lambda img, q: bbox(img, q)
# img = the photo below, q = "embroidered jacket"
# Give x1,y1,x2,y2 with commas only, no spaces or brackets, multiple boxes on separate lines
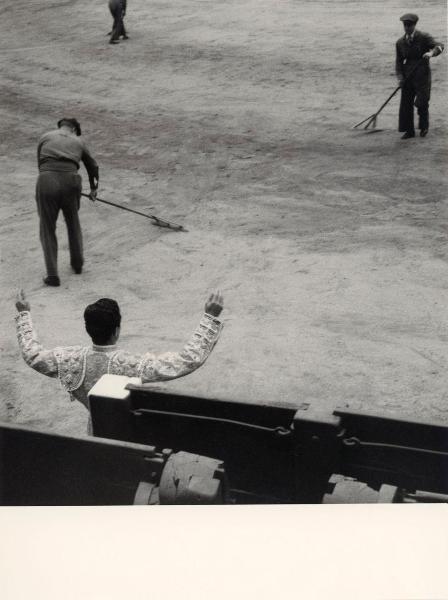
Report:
16,311,222,410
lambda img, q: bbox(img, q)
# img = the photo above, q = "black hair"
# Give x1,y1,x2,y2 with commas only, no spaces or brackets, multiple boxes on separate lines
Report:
84,298,121,345
57,118,82,136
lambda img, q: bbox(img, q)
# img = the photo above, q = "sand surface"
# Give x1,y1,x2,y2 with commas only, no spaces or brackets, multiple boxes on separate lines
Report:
0,0,447,437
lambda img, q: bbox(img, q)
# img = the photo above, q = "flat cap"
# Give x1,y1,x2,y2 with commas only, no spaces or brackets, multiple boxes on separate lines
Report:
57,117,82,136
400,13,419,23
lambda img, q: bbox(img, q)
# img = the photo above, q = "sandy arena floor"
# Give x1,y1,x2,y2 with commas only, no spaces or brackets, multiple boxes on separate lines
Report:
0,0,447,437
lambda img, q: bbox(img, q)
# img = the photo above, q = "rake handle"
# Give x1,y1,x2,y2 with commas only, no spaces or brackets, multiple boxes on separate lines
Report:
371,85,401,118
81,193,186,231
81,193,153,220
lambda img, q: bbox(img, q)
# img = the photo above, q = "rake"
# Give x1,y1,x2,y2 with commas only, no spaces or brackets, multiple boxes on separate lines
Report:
352,86,401,132
81,192,186,232
352,60,423,132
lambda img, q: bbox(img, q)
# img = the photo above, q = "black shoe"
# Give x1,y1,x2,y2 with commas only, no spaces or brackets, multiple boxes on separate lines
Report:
401,131,415,139
109,39,119,44
122,35,129,40
72,266,82,274
420,129,428,138
43,276,60,287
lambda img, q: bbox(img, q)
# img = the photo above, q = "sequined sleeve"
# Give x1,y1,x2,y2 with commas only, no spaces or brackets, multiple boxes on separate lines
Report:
15,311,58,378
110,313,223,382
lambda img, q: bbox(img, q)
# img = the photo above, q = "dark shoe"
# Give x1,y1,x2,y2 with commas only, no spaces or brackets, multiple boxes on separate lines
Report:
122,35,129,40
401,131,415,139
43,276,60,287
109,39,119,44
420,129,428,137
72,266,82,274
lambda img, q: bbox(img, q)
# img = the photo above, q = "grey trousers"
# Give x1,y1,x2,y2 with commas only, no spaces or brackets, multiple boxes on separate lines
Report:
36,170,83,277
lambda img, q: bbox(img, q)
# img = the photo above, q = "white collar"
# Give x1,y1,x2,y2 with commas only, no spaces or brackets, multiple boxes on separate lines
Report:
92,344,117,353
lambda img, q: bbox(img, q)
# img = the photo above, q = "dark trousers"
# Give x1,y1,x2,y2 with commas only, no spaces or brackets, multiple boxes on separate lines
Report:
109,3,126,41
399,76,431,133
36,171,83,277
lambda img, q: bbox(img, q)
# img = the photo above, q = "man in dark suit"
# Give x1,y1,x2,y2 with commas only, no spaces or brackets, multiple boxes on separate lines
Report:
108,0,128,44
396,13,444,139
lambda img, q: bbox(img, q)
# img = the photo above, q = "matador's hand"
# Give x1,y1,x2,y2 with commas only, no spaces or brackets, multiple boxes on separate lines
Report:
16,289,31,312
423,51,433,60
205,290,224,318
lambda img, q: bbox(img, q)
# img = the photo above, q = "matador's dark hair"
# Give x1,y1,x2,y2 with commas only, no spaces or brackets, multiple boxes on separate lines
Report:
84,298,121,345
57,117,82,136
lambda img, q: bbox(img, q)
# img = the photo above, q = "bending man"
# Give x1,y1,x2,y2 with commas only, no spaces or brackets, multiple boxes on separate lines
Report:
396,13,444,139
36,118,99,286
16,289,224,432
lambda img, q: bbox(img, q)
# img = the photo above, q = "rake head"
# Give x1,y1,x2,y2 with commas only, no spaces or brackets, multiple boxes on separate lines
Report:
352,113,383,133
151,217,187,232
